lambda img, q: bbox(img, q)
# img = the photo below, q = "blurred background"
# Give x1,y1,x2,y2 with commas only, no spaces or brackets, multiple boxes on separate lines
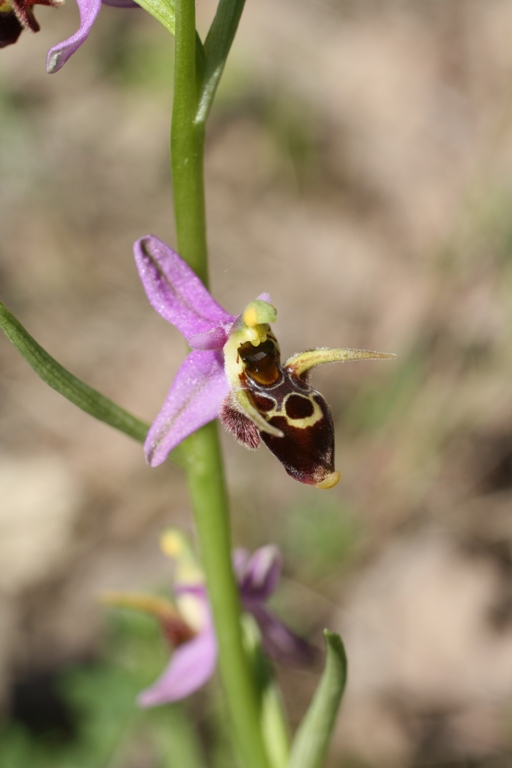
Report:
1,0,512,765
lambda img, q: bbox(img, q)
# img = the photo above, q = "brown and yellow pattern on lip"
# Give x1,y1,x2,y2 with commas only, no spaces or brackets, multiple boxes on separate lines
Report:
223,329,340,488
255,389,338,488
221,298,394,488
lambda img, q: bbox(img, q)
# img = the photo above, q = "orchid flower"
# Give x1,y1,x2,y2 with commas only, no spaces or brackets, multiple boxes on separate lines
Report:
0,0,136,73
134,234,395,488
104,531,316,706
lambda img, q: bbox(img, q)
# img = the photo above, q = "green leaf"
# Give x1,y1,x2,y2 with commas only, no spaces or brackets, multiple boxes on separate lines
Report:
0,301,149,444
196,0,247,124
134,0,176,37
287,631,347,768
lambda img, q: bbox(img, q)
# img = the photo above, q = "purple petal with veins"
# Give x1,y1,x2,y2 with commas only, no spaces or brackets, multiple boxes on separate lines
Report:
134,235,236,345
145,349,229,466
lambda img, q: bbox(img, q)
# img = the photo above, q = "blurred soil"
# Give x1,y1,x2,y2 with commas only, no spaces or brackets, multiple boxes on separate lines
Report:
1,0,512,765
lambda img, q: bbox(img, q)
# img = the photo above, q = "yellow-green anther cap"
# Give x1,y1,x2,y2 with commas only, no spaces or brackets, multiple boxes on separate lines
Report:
242,300,277,328
229,299,277,347
160,529,203,587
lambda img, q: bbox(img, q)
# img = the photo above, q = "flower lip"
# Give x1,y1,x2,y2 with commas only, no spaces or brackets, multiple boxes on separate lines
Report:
0,9,23,47
316,470,341,489
1,0,61,46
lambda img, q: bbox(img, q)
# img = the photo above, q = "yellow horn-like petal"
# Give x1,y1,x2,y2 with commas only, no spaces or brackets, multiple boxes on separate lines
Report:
285,348,396,378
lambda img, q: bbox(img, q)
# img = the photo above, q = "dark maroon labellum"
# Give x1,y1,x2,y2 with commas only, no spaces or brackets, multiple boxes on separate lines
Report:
259,390,336,486
0,11,23,46
1,0,59,49
222,333,339,487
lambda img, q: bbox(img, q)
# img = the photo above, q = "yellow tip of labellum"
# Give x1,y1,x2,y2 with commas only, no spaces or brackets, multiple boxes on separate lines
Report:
316,471,341,489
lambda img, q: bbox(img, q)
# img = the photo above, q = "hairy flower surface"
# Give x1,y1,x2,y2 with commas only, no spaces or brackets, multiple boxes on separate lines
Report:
0,0,136,71
105,532,316,706
134,234,394,487
0,0,60,48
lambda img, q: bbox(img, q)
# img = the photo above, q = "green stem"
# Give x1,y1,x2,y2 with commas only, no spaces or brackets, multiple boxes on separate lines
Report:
171,3,270,767
184,426,269,768
171,0,207,283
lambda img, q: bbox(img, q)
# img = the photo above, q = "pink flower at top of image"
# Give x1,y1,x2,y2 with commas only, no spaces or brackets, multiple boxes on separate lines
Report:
0,0,137,73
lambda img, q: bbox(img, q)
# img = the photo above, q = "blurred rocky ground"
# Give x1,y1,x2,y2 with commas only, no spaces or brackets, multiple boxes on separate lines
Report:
1,0,512,765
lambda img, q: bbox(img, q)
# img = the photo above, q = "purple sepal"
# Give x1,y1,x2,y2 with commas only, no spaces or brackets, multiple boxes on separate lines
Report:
145,349,229,466
236,545,318,667
249,603,319,668
46,0,138,73
134,235,236,346
46,0,102,73
138,601,217,707
235,545,282,601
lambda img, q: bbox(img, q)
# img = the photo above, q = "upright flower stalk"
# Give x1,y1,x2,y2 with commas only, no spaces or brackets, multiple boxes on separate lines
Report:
170,2,271,767
171,0,206,281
